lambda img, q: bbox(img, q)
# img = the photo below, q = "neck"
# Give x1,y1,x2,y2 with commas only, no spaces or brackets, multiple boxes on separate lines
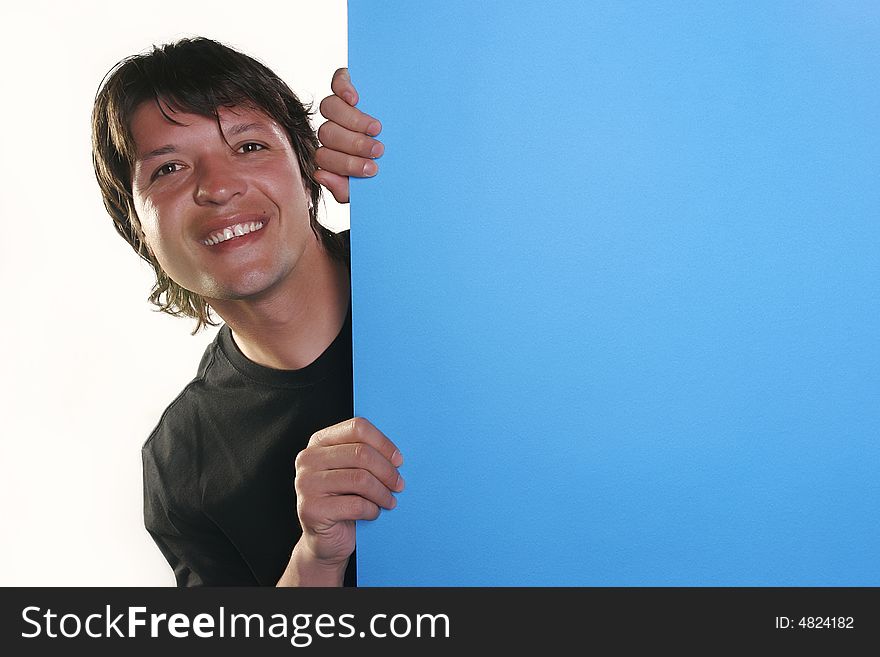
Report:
209,235,351,370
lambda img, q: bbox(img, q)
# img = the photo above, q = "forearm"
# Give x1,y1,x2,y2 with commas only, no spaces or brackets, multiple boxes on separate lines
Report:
276,540,348,587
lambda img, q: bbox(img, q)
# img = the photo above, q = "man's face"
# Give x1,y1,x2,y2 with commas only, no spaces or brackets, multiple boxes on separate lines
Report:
130,102,314,302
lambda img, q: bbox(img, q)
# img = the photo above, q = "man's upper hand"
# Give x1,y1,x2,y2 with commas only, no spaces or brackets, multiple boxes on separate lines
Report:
314,68,384,204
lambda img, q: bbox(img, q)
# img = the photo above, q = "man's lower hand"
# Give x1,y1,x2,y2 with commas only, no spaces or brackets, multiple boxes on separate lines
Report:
283,417,404,585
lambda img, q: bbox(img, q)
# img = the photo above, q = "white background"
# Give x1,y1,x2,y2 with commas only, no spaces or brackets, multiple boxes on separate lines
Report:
0,0,349,585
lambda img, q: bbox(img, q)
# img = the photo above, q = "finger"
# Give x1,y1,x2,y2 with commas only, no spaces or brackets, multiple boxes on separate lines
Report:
319,95,382,136
309,417,404,468
298,442,403,493
317,469,398,509
302,495,382,525
313,169,350,204
316,146,378,178
318,120,384,159
330,67,359,106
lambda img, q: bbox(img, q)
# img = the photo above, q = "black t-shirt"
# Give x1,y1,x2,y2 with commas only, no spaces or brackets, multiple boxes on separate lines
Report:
142,250,356,587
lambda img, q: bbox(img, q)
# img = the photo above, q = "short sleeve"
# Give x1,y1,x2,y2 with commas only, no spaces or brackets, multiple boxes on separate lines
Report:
142,441,257,586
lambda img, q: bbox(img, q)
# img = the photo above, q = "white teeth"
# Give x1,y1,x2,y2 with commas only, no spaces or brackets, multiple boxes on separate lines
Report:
202,221,265,246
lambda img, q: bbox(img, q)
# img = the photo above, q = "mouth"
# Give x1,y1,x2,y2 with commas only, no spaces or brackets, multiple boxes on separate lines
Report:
201,219,267,246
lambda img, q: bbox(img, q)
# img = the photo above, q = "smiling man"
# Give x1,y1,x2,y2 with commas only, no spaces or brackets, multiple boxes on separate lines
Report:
92,37,400,586
129,102,350,370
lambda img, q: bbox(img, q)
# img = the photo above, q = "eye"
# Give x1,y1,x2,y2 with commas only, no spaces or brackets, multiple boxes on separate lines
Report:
153,162,182,179
238,142,266,153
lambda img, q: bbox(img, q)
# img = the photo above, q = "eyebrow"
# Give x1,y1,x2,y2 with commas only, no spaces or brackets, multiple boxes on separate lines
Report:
139,144,177,163
226,122,269,137
137,123,273,163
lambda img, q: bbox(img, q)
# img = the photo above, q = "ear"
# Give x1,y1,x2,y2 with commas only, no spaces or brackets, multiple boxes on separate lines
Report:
304,181,315,210
138,231,156,260
128,209,155,258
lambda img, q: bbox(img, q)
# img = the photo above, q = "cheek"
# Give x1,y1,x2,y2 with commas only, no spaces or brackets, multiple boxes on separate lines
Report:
256,156,310,206
133,202,160,247
289,179,314,216
133,194,175,250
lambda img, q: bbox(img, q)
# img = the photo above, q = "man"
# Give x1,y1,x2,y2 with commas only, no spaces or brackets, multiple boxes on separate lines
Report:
92,37,399,586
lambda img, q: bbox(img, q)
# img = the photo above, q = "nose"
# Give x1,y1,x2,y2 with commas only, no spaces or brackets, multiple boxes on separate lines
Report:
193,153,246,206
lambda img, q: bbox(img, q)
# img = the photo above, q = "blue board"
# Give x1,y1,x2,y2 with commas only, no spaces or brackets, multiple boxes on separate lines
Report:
349,1,880,585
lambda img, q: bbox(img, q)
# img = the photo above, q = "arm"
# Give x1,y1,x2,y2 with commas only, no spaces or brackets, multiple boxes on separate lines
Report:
143,444,258,586
313,68,384,204
276,417,404,587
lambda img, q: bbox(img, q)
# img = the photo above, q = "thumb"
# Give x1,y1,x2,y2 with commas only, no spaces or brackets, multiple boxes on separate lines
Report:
315,170,351,205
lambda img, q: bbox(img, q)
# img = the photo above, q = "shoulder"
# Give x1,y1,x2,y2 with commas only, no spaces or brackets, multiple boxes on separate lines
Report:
141,331,225,470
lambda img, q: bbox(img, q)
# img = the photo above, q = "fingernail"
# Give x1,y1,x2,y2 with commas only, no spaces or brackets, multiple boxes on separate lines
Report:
389,495,398,509
362,161,378,176
367,121,381,136
391,449,403,467
395,474,405,491
370,142,384,158
343,91,356,105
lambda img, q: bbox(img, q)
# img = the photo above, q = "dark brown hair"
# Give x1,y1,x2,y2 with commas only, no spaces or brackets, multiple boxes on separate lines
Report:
92,37,346,332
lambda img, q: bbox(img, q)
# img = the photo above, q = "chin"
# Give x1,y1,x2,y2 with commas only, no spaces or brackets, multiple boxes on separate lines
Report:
207,270,289,301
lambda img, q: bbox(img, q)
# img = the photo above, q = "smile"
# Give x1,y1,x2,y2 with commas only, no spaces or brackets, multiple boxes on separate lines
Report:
202,221,265,246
